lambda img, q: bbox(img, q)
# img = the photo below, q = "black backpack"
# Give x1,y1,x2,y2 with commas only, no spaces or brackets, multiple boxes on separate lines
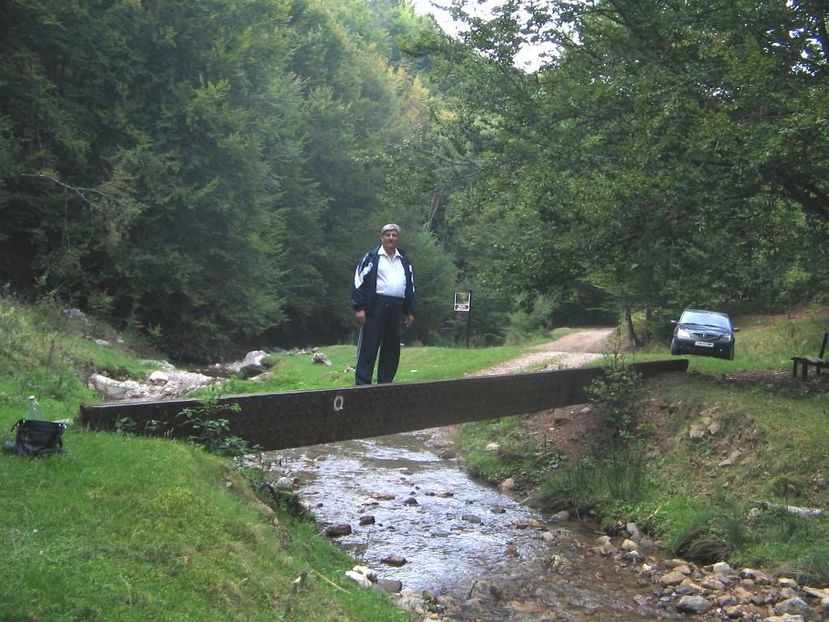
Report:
3,419,67,457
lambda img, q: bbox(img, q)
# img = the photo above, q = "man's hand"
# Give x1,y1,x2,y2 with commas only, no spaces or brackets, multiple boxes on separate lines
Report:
355,309,366,325
404,314,415,328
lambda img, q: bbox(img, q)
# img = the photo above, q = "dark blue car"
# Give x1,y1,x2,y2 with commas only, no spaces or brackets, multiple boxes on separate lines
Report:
670,309,737,360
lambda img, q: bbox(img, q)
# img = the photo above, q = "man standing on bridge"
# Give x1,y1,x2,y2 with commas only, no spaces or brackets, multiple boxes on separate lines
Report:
352,223,416,385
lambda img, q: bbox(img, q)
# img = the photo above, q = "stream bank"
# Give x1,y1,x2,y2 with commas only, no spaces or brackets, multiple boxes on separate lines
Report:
253,428,690,621
254,427,829,622
84,332,829,621
245,334,688,620
248,333,829,622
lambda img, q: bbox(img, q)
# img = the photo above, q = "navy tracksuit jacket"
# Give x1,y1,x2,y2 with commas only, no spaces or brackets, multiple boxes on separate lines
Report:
352,245,415,385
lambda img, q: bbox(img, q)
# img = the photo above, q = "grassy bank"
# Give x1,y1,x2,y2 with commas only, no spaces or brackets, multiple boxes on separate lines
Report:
455,307,829,583
5,294,828,620
0,296,553,621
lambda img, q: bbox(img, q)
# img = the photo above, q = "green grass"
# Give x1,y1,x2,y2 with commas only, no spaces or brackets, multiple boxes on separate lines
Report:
198,337,559,396
0,433,412,621
525,445,653,520
454,307,829,581
642,373,829,579
5,290,829,618
456,417,563,489
0,296,422,622
0,295,561,622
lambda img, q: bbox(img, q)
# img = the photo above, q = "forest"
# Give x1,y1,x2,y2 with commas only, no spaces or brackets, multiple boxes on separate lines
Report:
1,0,827,361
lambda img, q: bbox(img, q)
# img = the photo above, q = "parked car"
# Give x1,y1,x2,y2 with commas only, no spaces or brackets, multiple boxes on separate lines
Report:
670,309,737,360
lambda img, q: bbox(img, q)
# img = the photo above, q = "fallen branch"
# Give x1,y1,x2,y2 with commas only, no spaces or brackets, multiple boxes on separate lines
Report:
308,567,350,593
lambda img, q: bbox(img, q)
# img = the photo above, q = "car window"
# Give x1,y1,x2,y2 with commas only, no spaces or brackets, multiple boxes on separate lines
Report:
680,311,730,329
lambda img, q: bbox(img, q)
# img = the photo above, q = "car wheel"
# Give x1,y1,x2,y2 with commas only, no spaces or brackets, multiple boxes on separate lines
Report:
670,339,680,356
728,345,735,360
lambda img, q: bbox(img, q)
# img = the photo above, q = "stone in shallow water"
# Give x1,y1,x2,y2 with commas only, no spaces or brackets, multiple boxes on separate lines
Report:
324,523,352,537
675,595,713,614
374,578,403,593
773,596,812,618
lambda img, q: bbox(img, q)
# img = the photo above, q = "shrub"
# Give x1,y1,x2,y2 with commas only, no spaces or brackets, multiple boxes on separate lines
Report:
585,363,643,442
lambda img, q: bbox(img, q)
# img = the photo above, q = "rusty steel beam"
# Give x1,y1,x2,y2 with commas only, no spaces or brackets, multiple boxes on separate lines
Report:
78,359,688,450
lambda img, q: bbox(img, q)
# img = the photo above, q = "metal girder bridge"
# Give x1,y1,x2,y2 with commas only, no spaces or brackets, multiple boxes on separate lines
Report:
79,359,688,451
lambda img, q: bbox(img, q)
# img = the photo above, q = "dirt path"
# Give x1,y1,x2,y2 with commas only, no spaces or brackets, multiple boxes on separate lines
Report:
476,327,616,377
424,327,616,448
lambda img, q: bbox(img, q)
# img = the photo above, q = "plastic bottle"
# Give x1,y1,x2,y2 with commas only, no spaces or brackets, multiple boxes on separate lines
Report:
26,395,45,420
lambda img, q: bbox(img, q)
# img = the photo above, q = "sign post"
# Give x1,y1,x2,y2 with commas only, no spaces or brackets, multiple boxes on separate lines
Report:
453,292,472,348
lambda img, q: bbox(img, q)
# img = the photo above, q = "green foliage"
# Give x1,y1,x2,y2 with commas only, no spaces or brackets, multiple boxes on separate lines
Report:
0,0,457,359
505,295,559,342
764,475,808,501
439,0,829,333
457,416,563,488
3,0,828,358
534,448,652,517
790,546,829,586
585,363,643,442
117,394,258,458
175,396,258,458
661,500,829,581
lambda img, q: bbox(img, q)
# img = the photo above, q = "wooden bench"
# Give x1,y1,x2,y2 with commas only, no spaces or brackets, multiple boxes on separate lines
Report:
791,332,828,380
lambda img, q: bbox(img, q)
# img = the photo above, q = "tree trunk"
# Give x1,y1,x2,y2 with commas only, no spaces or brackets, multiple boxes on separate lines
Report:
624,307,642,349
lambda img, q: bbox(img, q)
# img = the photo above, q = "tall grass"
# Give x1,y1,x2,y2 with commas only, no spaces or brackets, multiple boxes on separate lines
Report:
534,448,651,517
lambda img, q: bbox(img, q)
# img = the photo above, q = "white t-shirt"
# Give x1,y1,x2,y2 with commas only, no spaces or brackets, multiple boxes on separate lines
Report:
375,248,406,298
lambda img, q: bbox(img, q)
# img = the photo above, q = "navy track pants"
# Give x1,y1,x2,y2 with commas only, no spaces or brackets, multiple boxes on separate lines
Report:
355,295,403,385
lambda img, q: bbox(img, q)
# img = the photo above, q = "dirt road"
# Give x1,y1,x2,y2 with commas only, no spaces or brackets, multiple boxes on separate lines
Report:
476,327,616,377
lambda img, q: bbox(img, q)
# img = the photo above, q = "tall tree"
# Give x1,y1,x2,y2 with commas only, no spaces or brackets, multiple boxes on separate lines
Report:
0,0,305,359
441,0,828,340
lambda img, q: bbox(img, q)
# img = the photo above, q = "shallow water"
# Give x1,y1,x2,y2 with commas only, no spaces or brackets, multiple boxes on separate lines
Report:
264,431,687,621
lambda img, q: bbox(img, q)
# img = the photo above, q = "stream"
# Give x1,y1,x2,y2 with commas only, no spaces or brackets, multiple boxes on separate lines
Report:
262,428,688,621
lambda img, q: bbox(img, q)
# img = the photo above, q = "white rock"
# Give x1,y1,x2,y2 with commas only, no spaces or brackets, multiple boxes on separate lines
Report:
148,371,169,384
712,561,734,575
786,505,824,518
345,570,373,588
499,478,516,491
351,565,377,581
718,449,742,467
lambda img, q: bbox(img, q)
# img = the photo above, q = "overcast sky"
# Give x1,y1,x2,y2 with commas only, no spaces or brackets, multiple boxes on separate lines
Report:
410,0,457,31
410,0,549,71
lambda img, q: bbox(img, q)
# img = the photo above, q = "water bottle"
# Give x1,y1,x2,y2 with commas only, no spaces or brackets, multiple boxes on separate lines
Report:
26,395,44,420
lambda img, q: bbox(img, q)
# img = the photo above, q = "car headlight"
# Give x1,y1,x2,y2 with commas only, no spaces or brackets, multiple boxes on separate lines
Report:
676,328,691,338
722,334,732,342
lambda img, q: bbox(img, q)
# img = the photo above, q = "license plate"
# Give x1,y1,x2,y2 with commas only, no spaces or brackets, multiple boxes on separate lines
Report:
694,341,714,348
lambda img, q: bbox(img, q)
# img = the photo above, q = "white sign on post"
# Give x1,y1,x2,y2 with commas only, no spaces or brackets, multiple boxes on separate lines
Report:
453,292,471,312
